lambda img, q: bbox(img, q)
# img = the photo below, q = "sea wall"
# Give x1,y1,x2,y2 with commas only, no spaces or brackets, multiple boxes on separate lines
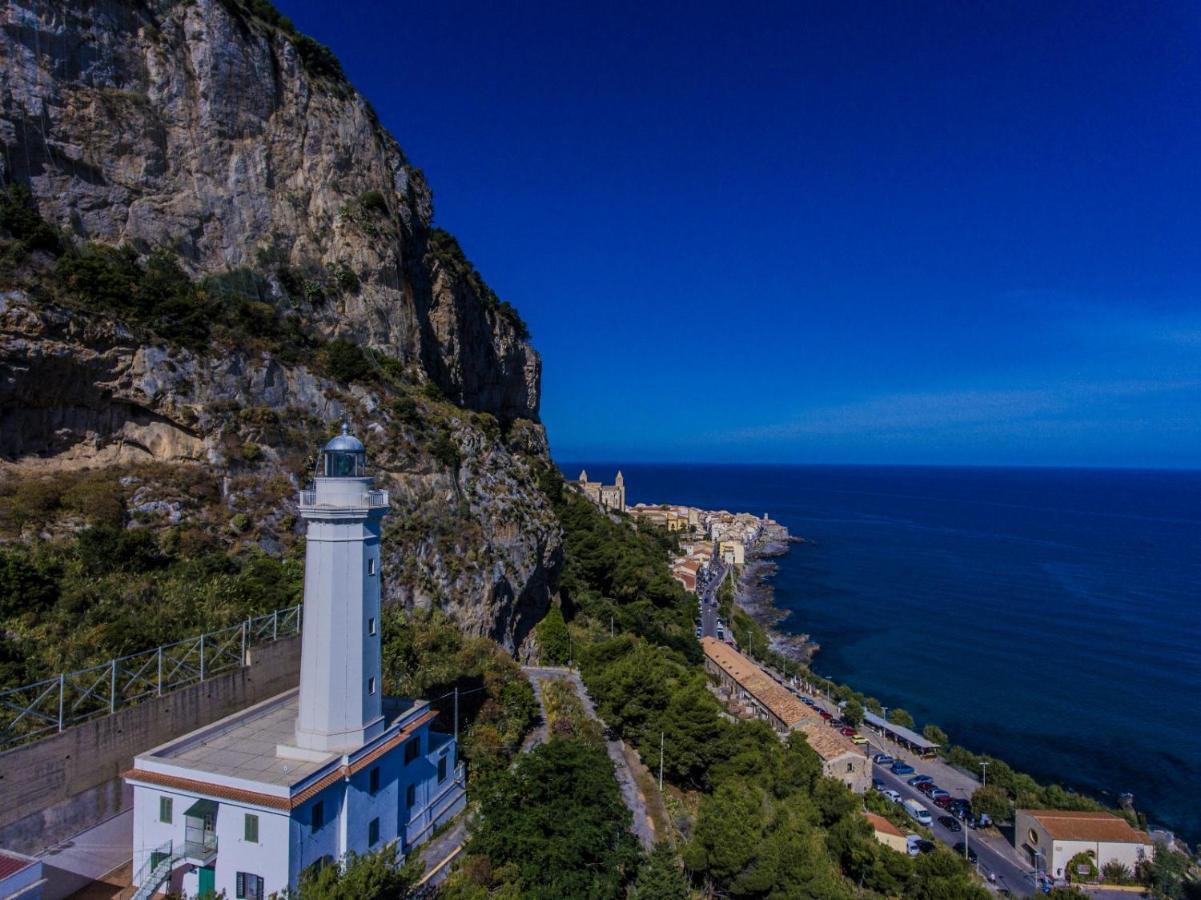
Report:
0,635,301,854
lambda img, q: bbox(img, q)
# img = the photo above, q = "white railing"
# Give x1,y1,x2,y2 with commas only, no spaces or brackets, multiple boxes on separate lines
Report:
0,604,302,751
298,488,389,508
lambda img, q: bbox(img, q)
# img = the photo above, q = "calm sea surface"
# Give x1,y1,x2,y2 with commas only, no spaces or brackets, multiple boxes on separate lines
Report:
562,463,1201,842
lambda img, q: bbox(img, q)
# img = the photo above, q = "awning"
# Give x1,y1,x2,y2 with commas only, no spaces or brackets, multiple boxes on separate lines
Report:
863,711,940,750
184,798,218,818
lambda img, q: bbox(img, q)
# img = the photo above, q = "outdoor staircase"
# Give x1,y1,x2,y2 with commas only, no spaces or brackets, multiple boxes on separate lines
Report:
130,840,178,900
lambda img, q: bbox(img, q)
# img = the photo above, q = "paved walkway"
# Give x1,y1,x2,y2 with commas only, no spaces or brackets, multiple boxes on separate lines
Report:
37,807,133,899
522,666,656,849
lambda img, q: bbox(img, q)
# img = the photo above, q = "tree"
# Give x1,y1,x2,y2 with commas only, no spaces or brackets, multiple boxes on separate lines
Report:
291,848,423,899
971,784,1012,822
634,842,688,900
468,738,640,899
888,708,915,729
535,606,570,664
842,699,864,727
923,723,948,746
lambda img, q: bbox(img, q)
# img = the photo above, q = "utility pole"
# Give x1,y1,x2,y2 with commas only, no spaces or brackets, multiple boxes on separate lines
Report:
979,760,989,787
658,732,664,791
453,686,459,749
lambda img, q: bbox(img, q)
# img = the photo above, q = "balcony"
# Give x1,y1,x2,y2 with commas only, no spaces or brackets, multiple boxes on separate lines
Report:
298,488,389,509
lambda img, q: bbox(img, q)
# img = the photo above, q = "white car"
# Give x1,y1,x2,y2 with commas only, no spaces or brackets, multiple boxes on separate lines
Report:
880,789,902,804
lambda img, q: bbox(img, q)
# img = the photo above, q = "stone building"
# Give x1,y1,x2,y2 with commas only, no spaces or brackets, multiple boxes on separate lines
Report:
701,638,869,794
125,427,465,898
1015,810,1154,881
576,470,626,512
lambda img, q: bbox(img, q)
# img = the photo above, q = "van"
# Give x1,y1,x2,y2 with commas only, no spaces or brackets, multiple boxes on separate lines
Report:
903,798,932,826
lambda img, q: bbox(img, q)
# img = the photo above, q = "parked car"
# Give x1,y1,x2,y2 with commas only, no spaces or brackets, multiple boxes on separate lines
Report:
851,735,869,745
880,789,902,804
872,753,895,765
906,835,922,857
903,798,932,827
891,761,915,775
873,778,887,791
929,788,950,801
908,774,934,786
934,795,955,809
840,727,857,737
937,815,962,832
952,842,978,864
947,799,972,815
819,710,833,720
915,840,936,854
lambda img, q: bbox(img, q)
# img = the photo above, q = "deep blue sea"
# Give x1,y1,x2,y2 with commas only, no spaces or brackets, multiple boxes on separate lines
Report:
562,463,1201,843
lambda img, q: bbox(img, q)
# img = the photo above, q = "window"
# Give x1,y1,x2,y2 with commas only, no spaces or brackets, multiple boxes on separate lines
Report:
406,784,416,809
846,761,854,773
368,558,376,576
311,800,324,832
404,736,421,764
438,755,448,784
369,767,380,795
368,676,376,695
159,796,172,823
368,616,377,636
236,872,264,900
368,817,380,847
244,813,259,843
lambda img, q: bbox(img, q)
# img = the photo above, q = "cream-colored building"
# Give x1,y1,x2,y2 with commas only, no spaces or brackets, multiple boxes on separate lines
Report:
718,539,745,565
865,813,909,854
1015,810,1153,880
576,470,625,512
701,638,869,794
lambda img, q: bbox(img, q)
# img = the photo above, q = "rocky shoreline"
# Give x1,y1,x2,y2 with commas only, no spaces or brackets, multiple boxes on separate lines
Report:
734,532,821,665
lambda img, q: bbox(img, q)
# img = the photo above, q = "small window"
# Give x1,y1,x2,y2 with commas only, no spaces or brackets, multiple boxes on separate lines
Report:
368,817,380,847
404,736,421,764
368,617,377,636
368,676,376,695
846,761,854,773
368,558,376,576
236,872,264,900
244,813,259,843
438,755,448,784
159,796,172,823
369,766,380,795
406,783,416,809
311,800,324,832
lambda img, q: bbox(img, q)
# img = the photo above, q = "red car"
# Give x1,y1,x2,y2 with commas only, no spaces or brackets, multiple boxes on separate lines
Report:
839,726,857,737
934,795,956,809
818,710,833,720
917,782,938,796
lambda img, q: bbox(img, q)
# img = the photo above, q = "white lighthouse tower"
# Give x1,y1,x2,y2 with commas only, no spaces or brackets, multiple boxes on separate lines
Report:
292,423,388,754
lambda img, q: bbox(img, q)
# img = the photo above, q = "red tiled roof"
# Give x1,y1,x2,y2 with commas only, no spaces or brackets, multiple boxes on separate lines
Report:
865,812,905,838
1023,810,1152,844
0,851,35,880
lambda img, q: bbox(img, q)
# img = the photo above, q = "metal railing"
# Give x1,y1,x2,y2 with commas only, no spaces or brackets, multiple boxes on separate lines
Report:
0,604,302,751
298,488,389,508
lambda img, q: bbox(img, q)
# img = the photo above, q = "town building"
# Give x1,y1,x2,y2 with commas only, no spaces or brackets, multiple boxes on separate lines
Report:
701,638,869,793
0,849,44,899
575,470,626,512
125,426,465,899
718,539,745,565
1015,810,1154,881
864,813,909,854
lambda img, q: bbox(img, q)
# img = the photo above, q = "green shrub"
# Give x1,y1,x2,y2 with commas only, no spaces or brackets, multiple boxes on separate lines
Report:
0,184,62,256
323,339,371,383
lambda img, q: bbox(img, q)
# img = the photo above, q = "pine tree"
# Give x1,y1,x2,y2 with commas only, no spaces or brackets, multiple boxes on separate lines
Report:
634,842,689,900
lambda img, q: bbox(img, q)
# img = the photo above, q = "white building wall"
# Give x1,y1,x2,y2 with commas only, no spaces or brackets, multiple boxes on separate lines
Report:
213,803,290,900
131,785,186,881
1051,838,1151,878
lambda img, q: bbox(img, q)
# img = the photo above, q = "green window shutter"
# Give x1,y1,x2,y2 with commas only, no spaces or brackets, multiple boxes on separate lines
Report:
159,796,172,823
244,813,259,843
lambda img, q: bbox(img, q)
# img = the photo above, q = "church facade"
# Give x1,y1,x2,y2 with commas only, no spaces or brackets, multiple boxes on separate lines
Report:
576,469,626,512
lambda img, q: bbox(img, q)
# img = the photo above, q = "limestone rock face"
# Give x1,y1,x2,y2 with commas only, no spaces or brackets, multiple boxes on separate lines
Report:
0,1,559,648
0,0,539,420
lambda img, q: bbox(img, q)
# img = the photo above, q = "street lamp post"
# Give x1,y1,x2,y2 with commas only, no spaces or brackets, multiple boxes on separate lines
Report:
979,760,990,787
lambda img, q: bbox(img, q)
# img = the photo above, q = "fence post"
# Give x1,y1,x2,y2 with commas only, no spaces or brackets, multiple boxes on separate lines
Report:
58,673,65,732
200,634,206,681
157,645,163,696
110,658,118,714
241,619,248,665
273,608,278,642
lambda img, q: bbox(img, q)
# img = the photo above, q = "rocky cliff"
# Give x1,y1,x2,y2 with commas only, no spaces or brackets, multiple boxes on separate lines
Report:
0,0,559,650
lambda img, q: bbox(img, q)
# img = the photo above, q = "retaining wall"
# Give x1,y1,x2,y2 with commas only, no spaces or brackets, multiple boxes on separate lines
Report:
0,635,301,854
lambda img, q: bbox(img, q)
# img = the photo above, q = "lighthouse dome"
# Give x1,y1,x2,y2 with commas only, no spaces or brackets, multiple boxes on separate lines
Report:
319,423,367,477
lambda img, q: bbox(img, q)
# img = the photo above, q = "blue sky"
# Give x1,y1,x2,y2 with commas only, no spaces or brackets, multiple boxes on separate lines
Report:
278,1,1201,467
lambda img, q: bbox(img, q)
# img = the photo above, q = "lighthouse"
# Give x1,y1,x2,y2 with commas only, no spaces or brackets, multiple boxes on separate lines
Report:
293,424,388,753
125,425,466,899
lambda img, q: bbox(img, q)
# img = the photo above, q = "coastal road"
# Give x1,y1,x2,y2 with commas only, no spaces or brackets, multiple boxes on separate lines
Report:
777,679,1038,896
697,562,727,639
